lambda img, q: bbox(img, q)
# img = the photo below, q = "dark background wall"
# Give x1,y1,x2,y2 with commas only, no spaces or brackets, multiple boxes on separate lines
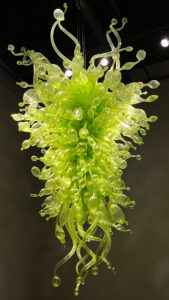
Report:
0,68,169,300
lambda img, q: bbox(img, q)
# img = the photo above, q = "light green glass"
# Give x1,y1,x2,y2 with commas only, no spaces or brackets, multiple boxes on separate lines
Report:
9,3,159,296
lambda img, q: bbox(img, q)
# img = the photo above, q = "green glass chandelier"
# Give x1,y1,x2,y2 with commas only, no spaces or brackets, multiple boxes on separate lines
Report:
8,3,159,296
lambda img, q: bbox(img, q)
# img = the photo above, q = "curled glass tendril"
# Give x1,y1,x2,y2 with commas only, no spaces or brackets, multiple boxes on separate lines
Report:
8,3,159,296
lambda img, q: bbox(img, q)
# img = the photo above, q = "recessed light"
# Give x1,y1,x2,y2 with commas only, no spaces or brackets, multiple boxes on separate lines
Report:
160,38,169,47
100,58,109,66
65,69,72,77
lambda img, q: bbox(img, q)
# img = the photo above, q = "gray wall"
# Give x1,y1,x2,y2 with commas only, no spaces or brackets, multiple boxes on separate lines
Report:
0,69,168,300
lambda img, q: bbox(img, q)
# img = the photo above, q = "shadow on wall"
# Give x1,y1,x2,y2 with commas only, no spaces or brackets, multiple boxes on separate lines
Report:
0,67,169,300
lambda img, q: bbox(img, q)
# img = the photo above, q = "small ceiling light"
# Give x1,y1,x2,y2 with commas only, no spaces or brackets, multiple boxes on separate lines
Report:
100,58,109,67
65,69,72,77
160,38,169,47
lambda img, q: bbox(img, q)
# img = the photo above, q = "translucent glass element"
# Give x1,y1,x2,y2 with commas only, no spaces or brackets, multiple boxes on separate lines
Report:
147,80,160,89
91,266,99,276
53,9,64,21
22,139,30,149
52,275,61,287
136,49,146,60
73,108,83,120
31,166,40,177
8,44,14,51
9,2,159,296
79,128,89,139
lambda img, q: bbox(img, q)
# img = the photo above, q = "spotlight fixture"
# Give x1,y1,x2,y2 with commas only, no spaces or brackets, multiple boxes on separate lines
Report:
65,69,72,77
100,58,109,66
160,38,169,47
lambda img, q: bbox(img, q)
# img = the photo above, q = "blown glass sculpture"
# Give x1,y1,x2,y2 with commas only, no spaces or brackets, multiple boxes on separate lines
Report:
9,3,159,296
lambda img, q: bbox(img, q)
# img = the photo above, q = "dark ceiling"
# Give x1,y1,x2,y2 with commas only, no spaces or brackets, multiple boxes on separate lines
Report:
1,0,169,82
